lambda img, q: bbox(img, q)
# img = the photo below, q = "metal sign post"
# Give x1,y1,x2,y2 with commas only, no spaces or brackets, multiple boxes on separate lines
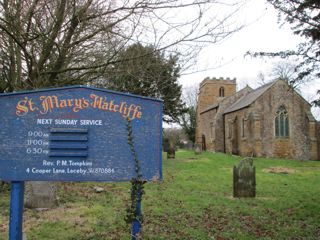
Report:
0,86,163,239
9,182,25,240
131,189,142,240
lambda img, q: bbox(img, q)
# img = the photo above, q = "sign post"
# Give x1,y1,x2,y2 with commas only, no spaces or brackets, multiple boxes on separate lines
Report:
0,86,163,239
9,182,25,240
131,189,142,240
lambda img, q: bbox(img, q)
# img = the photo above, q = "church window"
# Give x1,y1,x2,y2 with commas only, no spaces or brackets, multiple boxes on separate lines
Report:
275,106,289,138
219,87,225,97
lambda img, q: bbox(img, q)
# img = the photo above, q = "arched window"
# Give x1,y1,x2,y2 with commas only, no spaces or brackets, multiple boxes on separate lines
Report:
275,106,289,138
219,87,225,97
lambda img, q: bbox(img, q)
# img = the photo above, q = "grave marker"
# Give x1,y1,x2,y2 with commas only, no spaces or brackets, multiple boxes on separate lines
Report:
233,157,256,198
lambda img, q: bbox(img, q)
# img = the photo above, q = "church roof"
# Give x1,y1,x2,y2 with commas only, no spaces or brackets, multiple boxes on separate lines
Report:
200,85,253,115
306,111,316,122
201,103,219,113
224,81,276,114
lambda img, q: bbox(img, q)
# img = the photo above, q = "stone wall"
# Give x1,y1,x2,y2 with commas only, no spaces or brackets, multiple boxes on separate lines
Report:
224,108,265,157
195,77,236,147
200,108,217,150
199,86,252,152
224,80,318,160
258,80,317,160
308,120,318,160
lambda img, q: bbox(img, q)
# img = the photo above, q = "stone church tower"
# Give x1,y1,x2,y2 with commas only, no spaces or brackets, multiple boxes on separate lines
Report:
195,77,236,148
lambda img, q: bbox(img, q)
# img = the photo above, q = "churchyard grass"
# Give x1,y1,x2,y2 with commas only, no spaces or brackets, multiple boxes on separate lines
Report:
1,150,320,239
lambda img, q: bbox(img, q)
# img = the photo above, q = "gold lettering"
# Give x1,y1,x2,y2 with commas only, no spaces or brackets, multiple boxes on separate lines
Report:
39,95,58,114
90,94,99,108
101,102,109,110
67,99,73,107
109,100,114,111
73,99,82,112
28,99,37,111
83,98,89,108
15,93,143,119
131,106,142,120
59,99,67,108
16,97,29,116
113,104,119,112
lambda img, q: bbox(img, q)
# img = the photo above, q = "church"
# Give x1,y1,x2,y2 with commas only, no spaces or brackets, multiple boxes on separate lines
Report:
195,77,319,160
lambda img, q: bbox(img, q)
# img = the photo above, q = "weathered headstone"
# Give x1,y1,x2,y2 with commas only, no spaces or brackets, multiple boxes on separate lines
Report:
233,157,256,198
186,141,194,150
24,182,56,209
167,143,175,159
194,143,202,155
163,138,170,153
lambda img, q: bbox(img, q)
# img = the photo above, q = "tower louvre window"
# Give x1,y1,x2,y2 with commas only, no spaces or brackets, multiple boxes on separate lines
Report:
219,87,225,97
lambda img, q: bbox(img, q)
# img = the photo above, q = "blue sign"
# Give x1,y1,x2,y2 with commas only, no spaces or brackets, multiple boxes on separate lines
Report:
0,86,163,181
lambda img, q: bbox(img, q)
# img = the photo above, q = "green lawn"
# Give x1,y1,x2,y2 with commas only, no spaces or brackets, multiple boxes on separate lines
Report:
1,151,320,239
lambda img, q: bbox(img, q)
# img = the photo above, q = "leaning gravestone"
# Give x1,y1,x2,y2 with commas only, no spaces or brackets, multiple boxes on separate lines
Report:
233,157,256,198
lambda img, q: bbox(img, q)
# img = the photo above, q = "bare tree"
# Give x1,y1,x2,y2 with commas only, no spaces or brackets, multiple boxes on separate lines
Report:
249,0,320,88
0,0,244,208
257,71,267,86
163,127,185,148
270,61,296,83
179,84,198,143
256,60,310,89
0,0,244,92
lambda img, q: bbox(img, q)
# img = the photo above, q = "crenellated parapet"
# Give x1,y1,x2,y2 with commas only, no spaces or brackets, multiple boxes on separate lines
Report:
199,77,236,89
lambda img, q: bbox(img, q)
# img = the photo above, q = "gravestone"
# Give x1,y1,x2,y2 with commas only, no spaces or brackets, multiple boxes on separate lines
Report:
163,138,170,152
186,141,193,150
167,143,175,159
194,143,202,155
24,182,56,209
233,157,256,198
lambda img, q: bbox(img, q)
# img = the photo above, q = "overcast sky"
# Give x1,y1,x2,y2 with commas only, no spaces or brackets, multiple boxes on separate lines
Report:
178,0,320,119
